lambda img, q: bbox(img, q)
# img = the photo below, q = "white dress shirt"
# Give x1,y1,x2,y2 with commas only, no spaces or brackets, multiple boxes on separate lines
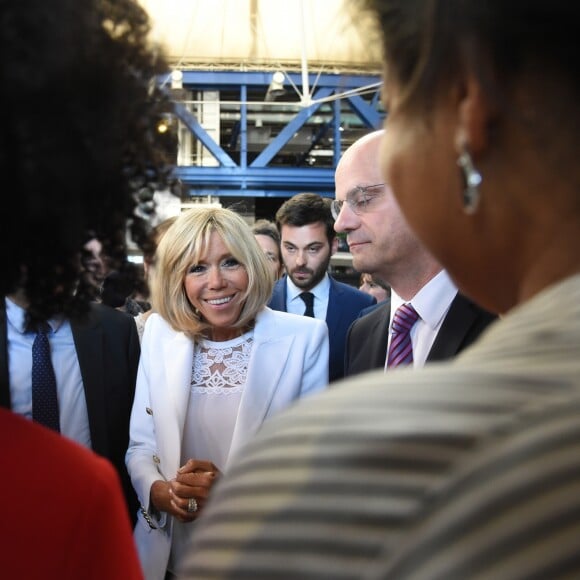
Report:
285,274,330,320
5,297,92,447
387,270,458,369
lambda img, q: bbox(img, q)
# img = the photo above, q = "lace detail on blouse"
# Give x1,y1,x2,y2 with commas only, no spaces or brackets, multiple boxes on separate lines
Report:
191,332,253,394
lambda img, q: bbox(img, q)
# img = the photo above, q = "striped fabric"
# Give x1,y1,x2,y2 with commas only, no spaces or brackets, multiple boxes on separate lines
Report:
368,400,580,579
386,303,419,368
180,274,580,580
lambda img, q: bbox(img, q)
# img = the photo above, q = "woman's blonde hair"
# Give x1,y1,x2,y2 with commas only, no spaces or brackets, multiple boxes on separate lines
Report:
150,206,274,339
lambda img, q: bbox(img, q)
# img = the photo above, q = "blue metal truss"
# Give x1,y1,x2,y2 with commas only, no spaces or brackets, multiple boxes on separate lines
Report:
167,70,384,200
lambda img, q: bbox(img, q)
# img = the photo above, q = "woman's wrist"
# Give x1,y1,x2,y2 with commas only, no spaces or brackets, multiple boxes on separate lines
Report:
150,479,170,514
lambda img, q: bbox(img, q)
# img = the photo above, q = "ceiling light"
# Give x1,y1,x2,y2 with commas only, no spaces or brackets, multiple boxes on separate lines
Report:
265,71,286,102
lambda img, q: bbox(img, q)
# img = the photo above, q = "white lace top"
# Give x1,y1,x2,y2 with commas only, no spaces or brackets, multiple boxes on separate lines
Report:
171,330,254,573
182,330,254,471
190,333,253,394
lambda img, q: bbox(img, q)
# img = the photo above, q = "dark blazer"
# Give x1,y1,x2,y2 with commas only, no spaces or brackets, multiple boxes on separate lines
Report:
269,276,376,383
345,294,497,376
0,302,140,522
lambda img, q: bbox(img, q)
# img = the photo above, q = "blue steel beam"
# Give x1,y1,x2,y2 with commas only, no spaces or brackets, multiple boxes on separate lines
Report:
172,102,236,167
176,70,381,89
346,94,383,128
250,87,334,168
165,70,383,197
296,121,331,166
183,189,335,199
174,165,334,191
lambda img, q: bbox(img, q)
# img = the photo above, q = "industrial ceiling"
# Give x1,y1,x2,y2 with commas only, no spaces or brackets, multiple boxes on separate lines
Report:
135,0,385,222
139,0,383,73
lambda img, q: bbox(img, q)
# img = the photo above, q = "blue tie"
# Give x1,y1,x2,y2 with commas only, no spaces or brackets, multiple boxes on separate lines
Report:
32,322,60,432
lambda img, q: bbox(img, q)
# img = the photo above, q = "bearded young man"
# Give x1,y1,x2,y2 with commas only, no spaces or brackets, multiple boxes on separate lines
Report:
268,193,375,383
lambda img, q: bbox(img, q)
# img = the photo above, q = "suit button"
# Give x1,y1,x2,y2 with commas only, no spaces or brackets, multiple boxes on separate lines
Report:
153,455,160,464
146,407,153,415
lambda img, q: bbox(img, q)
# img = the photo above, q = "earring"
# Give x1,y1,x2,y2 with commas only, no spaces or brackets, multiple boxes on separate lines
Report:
457,147,482,215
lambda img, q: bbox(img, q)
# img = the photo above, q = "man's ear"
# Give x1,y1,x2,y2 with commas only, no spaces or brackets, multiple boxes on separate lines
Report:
330,236,339,256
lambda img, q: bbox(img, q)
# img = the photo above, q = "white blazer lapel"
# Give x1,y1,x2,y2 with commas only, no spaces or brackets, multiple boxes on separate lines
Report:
156,331,192,477
227,312,293,464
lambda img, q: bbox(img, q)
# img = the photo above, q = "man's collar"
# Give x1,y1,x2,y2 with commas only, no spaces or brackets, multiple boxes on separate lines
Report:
286,273,330,301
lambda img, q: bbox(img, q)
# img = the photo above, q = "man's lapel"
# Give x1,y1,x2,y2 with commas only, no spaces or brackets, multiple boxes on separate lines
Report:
427,294,476,361
71,306,109,454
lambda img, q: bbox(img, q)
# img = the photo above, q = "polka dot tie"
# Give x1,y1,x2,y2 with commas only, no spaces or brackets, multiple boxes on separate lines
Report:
32,322,60,432
386,303,419,369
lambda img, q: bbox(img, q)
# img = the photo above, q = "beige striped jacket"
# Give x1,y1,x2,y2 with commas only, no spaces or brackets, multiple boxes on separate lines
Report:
181,274,580,580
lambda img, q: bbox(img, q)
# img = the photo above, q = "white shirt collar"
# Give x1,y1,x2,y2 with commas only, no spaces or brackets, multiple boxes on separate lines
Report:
286,273,330,303
5,296,63,334
390,270,458,330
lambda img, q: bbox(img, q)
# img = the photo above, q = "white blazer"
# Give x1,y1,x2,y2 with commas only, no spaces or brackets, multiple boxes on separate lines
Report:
126,306,329,580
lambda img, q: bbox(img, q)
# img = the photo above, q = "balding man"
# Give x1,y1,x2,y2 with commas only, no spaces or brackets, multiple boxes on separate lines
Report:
333,130,496,376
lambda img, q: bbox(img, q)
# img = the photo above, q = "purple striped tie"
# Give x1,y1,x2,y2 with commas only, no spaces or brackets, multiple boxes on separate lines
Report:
386,303,419,369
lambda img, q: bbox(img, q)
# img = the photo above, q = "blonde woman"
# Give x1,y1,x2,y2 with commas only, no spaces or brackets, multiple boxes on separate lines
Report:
126,206,329,580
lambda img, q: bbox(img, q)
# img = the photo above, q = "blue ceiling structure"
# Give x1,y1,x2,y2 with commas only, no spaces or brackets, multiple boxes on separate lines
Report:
167,70,384,201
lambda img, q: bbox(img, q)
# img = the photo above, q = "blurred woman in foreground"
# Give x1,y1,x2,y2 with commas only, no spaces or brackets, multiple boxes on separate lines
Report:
179,1,580,578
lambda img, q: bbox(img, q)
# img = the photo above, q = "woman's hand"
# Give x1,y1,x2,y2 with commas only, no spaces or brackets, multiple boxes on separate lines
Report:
168,459,221,522
149,479,174,516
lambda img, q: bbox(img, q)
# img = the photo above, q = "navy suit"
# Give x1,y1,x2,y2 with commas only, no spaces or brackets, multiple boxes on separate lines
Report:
345,294,497,376
0,302,140,523
269,276,376,383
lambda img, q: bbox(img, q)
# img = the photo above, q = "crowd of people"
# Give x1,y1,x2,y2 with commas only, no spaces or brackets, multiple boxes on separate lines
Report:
269,193,376,382
3,0,579,578
181,1,580,577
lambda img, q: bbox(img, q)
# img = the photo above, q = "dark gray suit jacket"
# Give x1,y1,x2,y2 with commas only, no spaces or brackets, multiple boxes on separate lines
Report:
345,294,497,376
0,302,140,522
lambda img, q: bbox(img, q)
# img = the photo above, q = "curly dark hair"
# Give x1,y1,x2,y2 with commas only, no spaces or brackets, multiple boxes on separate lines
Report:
0,0,173,325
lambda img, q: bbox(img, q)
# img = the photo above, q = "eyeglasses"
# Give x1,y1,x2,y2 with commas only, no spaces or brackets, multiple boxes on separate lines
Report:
330,183,386,220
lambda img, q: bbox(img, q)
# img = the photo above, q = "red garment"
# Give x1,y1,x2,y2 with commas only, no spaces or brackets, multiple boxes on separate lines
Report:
0,408,143,579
